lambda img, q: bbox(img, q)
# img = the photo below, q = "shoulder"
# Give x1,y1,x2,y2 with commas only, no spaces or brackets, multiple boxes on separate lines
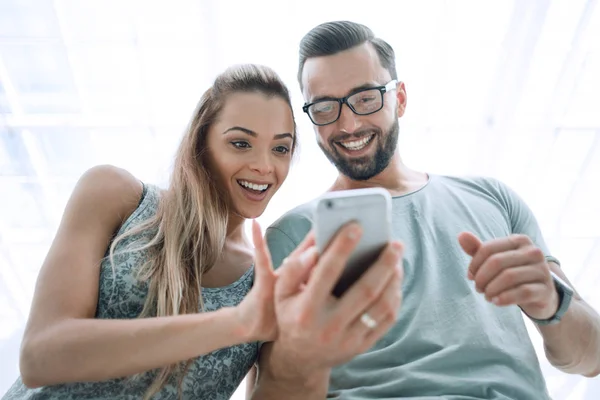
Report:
267,201,315,241
69,165,144,226
78,164,142,195
432,173,516,201
265,201,316,269
431,173,532,225
433,173,503,191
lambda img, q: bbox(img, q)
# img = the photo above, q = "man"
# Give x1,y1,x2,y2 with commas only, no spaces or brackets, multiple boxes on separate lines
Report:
249,21,600,399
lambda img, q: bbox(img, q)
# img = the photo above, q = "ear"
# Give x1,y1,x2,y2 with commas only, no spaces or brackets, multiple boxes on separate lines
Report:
395,81,407,118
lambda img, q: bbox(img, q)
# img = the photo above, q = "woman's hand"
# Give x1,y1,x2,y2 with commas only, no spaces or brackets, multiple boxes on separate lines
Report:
234,220,279,342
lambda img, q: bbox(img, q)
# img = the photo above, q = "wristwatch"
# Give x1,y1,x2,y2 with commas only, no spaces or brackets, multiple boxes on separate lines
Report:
527,271,574,326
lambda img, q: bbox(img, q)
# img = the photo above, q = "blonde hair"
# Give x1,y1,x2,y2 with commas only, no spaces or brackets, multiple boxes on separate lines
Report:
108,64,295,398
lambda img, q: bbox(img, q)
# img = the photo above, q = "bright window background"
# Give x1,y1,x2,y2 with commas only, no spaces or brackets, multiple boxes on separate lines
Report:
1,0,599,398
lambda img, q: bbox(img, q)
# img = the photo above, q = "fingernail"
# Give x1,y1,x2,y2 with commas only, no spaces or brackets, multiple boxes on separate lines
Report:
475,286,482,293
282,257,289,265
300,247,317,266
347,225,361,240
467,271,474,280
491,297,500,305
392,242,403,254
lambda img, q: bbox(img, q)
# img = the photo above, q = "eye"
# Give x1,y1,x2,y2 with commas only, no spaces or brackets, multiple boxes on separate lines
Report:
231,140,251,149
357,94,377,103
273,145,290,155
312,102,335,114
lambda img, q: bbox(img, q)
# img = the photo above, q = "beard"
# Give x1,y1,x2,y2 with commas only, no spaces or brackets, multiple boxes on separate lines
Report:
318,119,399,181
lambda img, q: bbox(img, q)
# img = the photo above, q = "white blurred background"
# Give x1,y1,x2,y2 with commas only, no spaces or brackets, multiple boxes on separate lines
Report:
0,0,599,398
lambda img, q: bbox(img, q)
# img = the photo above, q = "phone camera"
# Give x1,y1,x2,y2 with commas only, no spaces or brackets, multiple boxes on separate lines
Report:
325,200,334,209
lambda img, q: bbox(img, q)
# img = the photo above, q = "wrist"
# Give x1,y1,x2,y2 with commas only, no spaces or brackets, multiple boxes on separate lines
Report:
264,342,331,389
524,271,574,325
218,307,252,343
523,288,559,320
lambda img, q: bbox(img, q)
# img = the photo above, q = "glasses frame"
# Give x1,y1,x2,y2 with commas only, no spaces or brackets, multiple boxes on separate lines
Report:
302,80,398,126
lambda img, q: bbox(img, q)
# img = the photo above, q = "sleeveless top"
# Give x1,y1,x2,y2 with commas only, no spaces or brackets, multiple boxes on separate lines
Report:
3,183,258,400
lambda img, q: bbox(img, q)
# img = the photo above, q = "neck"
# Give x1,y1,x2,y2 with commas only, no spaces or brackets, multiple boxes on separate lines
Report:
226,213,248,244
330,151,428,196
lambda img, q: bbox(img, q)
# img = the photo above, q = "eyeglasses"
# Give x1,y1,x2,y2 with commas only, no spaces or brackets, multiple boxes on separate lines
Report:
302,80,397,126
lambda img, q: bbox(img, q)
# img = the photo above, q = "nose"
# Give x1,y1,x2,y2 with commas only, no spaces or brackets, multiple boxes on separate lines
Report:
336,103,361,133
249,152,274,176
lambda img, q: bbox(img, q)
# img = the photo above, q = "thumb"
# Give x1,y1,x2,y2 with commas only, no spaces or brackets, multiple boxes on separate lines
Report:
458,231,482,257
275,247,318,299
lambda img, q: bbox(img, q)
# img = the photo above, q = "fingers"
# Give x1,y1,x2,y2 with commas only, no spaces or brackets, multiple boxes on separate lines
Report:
347,265,402,336
271,229,317,300
360,313,396,352
252,220,274,281
473,246,545,292
481,264,548,301
490,282,548,306
358,290,399,354
332,272,401,358
305,223,362,305
335,241,403,327
466,234,532,279
288,230,316,259
275,247,319,299
368,262,402,322
458,232,481,258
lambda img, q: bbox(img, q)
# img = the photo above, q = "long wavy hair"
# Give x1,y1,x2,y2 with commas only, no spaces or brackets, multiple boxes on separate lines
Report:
108,64,296,398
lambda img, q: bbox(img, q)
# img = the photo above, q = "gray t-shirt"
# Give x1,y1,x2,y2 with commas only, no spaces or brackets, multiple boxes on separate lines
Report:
265,174,552,400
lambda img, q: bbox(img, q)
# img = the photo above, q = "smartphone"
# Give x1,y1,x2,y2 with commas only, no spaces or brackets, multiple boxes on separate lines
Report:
314,187,392,298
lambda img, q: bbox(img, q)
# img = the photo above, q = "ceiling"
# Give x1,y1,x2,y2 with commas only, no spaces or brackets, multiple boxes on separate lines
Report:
1,0,599,398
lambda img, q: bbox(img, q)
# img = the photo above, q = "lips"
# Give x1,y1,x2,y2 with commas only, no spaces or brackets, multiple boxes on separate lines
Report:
236,179,272,202
237,179,270,192
337,134,375,151
332,132,377,157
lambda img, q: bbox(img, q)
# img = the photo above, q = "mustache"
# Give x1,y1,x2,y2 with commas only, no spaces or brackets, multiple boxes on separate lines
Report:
329,129,380,143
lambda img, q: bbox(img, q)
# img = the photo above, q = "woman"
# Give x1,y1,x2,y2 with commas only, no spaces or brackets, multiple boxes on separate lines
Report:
4,64,297,399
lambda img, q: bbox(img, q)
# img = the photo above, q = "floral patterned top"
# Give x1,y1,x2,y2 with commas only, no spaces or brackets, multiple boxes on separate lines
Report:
3,183,257,400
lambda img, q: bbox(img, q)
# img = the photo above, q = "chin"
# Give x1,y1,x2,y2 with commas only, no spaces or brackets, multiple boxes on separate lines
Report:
232,204,267,220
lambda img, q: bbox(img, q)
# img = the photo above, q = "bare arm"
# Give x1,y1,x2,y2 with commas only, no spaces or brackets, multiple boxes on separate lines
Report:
461,232,600,378
19,165,249,388
538,262,600,377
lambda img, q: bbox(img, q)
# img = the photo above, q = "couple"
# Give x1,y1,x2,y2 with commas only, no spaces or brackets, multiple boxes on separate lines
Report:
5,21,600,400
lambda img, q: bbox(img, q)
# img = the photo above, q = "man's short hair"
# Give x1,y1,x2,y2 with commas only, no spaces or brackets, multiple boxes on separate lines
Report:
298,21,397,89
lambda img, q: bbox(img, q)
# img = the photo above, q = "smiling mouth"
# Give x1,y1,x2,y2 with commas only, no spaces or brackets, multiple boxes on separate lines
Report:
336,134,375,151
237,179,271,193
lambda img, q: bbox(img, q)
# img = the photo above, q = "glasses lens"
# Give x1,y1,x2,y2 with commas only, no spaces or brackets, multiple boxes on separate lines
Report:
308,101,340,125
348,89,383,114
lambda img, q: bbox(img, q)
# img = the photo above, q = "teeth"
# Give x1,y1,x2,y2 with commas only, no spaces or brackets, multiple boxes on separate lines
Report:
339,135,373,150
238,180,269,191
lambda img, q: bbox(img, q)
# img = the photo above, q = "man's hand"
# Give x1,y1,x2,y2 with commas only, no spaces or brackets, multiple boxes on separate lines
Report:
458,232,559,320
270,223,404,378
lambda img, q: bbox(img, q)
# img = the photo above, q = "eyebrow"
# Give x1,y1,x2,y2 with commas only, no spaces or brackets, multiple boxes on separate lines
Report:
222,126,294,140
310,82,379,103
